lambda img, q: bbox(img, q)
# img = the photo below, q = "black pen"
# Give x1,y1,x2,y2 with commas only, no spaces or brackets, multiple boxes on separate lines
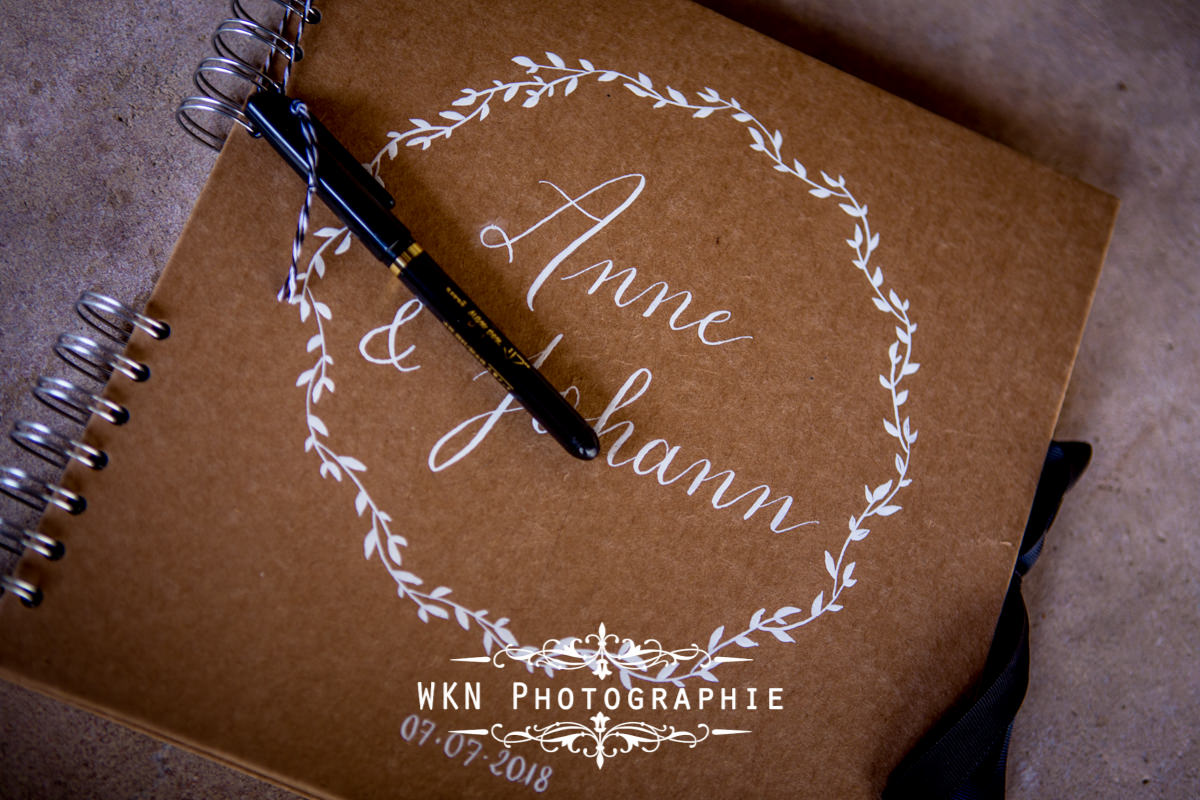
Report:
244,90,599,460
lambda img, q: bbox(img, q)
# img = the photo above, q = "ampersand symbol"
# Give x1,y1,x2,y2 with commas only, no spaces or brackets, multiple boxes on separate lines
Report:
358,298,424,372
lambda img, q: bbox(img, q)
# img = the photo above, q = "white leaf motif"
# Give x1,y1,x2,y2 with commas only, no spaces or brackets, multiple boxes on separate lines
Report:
707,625,725,654
299,60,920,676
339,456,367,472
396,570,422,586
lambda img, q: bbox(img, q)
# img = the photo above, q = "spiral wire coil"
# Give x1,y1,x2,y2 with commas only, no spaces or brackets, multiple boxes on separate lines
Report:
0,293,169,608
3,1,316,605
177,0,320,150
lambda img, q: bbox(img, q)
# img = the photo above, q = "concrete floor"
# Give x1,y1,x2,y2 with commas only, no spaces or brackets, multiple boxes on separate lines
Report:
0,1,1196,797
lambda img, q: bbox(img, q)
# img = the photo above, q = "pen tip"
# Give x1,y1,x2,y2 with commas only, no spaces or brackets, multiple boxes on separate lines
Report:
571,431,601,461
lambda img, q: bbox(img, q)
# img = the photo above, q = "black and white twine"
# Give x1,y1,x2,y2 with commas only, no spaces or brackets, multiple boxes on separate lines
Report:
278,98,319,303
277,0,318,303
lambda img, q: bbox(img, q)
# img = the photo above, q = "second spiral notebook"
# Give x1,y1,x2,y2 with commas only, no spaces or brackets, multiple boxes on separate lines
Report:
0,0,1116,797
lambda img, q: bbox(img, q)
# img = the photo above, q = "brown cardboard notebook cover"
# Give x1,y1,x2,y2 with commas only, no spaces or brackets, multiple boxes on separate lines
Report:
0,0,1116,797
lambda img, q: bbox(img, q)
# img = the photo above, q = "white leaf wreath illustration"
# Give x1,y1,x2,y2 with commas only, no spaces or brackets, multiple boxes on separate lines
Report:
289,54,919,687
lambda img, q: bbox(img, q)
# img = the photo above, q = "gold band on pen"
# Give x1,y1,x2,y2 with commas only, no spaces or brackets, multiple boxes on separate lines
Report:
388,242,424,277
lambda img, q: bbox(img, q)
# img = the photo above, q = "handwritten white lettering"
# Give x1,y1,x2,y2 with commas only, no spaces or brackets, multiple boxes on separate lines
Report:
480,174,750,347
428,335,566,472
481,174,646,310
595,369,816,533
559,260,750,346
432,339,816,534
358,298,424,373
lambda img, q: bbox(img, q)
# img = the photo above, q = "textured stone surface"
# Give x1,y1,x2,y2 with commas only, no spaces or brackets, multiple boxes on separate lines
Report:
1,1,1196,797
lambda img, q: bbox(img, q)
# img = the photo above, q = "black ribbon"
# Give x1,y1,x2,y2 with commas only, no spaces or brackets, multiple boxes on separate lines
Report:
883,441,1092,800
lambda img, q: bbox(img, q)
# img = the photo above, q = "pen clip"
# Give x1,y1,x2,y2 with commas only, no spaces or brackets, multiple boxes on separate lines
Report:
310,112,396,211
245,90,413,264
245,90,395,211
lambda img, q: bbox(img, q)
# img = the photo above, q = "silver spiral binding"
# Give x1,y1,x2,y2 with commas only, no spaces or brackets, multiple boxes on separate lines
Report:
0,467,85,516
34,377,129,427
177,0,320,150
0,575,42,609
54,334,151,383
1,519,65,562
76,291,171,344
11,421,108,471
1,294,168,609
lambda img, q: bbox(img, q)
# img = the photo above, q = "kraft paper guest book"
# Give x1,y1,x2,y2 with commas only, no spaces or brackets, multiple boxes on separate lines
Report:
0,0,1117,797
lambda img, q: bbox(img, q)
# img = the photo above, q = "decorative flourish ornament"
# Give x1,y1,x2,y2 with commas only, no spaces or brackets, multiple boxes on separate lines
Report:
465,622,751,679
483,712,749,769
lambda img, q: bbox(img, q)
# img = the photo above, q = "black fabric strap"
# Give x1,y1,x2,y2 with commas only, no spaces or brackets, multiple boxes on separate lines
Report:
883,441,1092,800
